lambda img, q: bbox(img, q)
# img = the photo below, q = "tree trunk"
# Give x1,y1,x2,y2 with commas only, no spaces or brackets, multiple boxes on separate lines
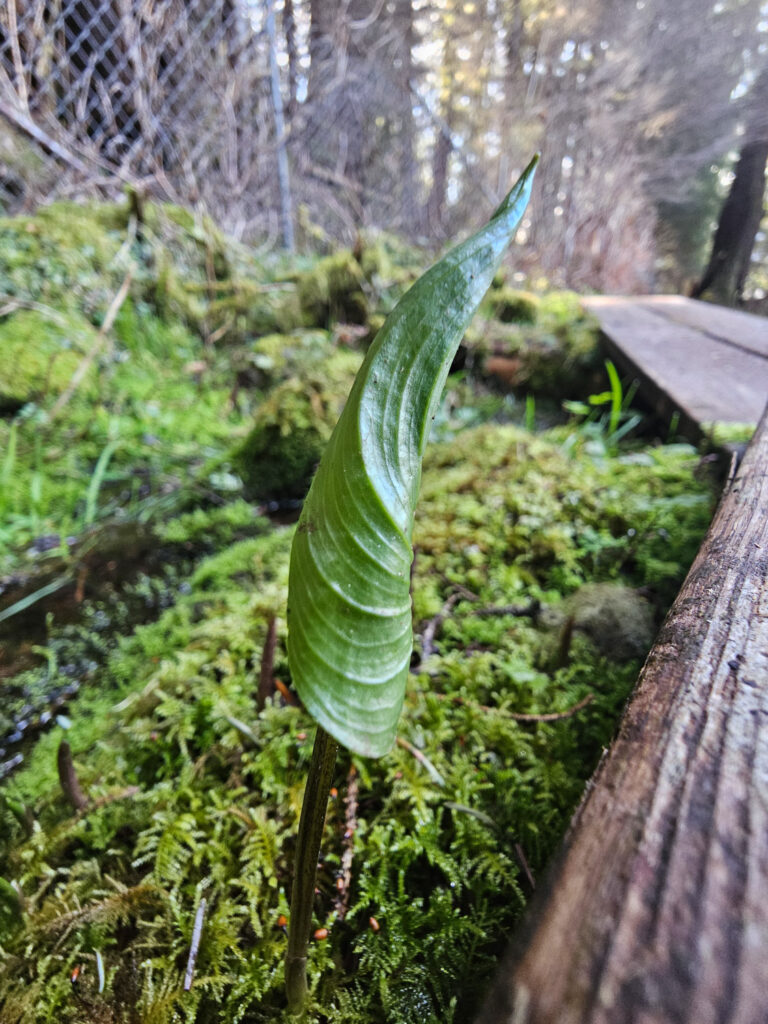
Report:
693,66,768,305
692,141,768,304
395,0,421,235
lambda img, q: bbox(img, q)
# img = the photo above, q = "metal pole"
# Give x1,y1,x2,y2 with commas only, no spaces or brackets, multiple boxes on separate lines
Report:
265,0,295,252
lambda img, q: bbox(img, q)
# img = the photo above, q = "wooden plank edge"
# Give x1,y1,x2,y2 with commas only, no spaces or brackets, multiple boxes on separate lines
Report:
476,401,768,1024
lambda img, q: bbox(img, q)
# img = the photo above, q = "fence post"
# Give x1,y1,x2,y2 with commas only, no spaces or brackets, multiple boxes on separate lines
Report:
264,0,295,252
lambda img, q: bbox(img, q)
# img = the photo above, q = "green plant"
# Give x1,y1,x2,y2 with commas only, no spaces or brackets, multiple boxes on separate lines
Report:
563,359,641,454
284,157,538,1012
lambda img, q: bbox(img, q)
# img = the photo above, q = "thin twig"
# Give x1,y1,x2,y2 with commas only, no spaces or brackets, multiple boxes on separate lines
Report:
334,765,358,921
48,269,133,420
514,842,536,890
554,613,576,671
0,98,91,175
431,691,595,722
415,592,463,670
183,897,207,991
395,736,446,787
256,615,277,710
57,740,89,812
0,293,78,328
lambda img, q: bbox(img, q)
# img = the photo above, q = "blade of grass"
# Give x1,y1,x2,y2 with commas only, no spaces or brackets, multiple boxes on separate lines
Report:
83,439,120,527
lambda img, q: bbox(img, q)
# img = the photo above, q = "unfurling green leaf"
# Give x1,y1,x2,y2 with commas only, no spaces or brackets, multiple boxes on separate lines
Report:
287,158,538,757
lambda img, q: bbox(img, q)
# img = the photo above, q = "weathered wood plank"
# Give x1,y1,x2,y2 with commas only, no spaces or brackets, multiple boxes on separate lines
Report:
477,404,768,1024
635,296,768,361
583,296,768,432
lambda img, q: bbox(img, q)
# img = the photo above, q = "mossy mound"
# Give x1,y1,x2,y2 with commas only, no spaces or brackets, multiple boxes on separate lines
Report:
486,286,540,324
0,309,98,410
298,250,369,327
563,583,656,661
232,349,362,501
481,291,603,400
0,420,716,1024
242,329,336,390
0,202,128,313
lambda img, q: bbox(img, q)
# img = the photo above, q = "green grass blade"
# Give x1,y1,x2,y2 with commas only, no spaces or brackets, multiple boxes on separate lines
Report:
287,158,538,757
605,359,623,438
83,438,120,526
0,421,18,513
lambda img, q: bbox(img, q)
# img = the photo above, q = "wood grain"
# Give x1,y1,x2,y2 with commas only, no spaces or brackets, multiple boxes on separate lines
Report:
478,404,768,1024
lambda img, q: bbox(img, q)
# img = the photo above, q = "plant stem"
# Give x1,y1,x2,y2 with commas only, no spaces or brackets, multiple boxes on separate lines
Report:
285,724,338,1014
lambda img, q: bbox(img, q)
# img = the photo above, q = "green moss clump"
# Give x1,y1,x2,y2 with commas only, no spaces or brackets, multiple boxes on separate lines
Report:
244,330,335,390
0,309,98,409
298,250,369,327
234,392,327,502
481,291,603,400
233,350,361,501
0,203,127,312
487,287,540,324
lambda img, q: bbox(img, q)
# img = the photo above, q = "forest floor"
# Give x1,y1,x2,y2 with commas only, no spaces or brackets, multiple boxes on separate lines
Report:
0,199,721,1023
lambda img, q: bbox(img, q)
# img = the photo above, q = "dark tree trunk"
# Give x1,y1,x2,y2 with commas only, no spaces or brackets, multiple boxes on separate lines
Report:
692,141,768,304
693,65,768,305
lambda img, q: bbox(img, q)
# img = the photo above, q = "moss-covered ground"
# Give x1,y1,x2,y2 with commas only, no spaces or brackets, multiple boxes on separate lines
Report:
0,199,718,1023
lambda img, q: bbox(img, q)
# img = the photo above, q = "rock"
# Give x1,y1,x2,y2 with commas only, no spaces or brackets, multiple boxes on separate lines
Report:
565,583,656,661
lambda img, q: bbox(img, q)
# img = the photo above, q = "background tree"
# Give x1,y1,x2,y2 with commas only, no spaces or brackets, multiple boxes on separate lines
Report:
693,63,768,304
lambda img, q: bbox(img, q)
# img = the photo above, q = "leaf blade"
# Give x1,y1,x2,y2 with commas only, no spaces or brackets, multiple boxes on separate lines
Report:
288,158,538,757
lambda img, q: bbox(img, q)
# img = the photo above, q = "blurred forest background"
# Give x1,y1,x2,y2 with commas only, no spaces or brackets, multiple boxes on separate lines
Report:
1,0,767,303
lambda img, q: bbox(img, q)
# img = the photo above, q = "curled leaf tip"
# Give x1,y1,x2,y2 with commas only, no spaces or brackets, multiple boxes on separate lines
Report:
288,159,537,757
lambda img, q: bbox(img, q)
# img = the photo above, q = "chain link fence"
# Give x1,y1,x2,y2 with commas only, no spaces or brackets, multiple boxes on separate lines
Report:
0,0,293,240
0,0,500,248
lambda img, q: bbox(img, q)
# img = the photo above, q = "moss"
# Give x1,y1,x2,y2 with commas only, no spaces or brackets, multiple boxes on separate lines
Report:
298,250,369,327
480,292,603,400
356,231,421,287
232,350,362,501
0,309,98,409
486,287,540,324
112,297,199,360
243,329,335,389
540,583,657,661
705,421,755,446
0,203,127,312
0,416,716,1024
158,500,269,548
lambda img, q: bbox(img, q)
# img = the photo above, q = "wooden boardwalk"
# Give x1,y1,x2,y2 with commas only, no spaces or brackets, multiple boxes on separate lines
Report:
478,297,768,1024
582,295,768,436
